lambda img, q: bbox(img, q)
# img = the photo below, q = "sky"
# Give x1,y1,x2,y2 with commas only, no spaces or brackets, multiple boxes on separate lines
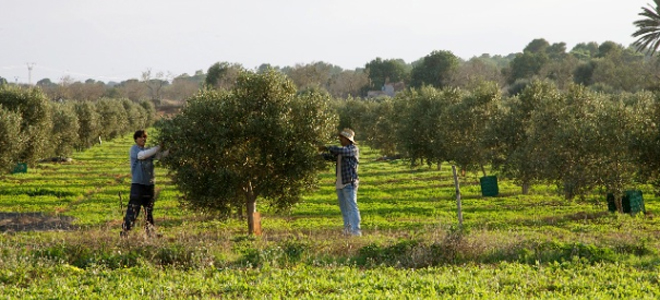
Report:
0,0,654,84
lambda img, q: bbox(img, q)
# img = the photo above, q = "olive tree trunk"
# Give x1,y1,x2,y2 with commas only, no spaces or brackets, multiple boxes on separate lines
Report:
244,181,262,235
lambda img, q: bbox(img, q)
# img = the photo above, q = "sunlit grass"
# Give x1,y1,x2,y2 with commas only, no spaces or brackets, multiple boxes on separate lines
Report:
1,131,660,298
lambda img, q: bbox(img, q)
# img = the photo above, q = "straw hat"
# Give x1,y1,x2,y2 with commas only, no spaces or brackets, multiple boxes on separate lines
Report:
338,128,357,144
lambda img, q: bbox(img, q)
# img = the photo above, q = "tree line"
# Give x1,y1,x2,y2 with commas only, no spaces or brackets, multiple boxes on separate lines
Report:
2,38,658,104
0,85,156,173
336,79,660,212
2,66,658,232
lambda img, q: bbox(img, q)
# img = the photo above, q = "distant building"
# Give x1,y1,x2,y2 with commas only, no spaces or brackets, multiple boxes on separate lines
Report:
367,81,405,98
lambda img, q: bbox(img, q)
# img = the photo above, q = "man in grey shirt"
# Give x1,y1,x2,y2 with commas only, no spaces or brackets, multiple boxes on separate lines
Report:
121,130,168,237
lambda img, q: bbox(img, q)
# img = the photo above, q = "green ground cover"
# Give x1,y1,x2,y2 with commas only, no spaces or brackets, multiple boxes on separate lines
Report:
1,133,660,299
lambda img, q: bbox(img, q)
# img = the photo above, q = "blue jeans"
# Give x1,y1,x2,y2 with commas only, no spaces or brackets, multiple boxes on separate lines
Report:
337,182,361,236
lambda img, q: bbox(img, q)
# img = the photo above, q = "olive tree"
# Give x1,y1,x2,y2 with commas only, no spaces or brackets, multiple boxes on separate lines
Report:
548,85,607,199
394,86,460,167
0,106,23,173
74,101,102,150
156,70,336,235
0,86,52,166
593,97,640,212
49,102,80,158
121,99,149,130
444,82,501,176
628,91,660,195
362,97,399,156
139,100,156,128
96,98,129,140
489,80,562,194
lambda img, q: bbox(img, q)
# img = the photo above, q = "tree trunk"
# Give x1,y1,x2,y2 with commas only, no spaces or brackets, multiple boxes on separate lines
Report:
480,164,487,177
615,195,623,214
246,197,261,235
244,181,262,235
522,182,530,195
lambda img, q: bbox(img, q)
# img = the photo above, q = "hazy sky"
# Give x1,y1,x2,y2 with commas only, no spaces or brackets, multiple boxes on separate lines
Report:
0,0,653,84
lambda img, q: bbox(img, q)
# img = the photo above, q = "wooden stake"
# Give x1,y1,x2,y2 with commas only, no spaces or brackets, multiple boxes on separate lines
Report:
452,165,463,227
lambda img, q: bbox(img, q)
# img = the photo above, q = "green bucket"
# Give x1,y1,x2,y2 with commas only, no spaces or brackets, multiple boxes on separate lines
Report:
622,190,645,215
606,190,645,215
480,175,499,197
11,163,27,174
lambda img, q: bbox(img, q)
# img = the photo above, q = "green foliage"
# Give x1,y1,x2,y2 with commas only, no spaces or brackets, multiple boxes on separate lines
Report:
49,102,80,158
0,106,23,173
2,132,660,298
139,99,156,127
0,86,52,166
157,70,336,221
204,61,244,90
333,96,371,136
445,81,502,175
96,98,129,140
73,101,102,149
493,80,562,193
633,0,660,55
364,58,411,90
120,98,147,130
410,50,460,89
393,86,461,166
505,51,549,84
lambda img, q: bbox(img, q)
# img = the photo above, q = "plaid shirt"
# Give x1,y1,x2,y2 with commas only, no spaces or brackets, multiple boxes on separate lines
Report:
322,143,359,185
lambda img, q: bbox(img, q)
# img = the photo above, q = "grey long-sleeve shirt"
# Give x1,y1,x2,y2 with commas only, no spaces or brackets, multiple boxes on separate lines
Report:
130,145,167,185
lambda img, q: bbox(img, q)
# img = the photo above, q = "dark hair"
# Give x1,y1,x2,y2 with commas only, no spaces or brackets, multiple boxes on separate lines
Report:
133,130,146,141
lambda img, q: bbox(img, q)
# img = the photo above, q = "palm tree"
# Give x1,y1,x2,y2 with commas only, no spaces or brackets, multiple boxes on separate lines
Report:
633,0,660,55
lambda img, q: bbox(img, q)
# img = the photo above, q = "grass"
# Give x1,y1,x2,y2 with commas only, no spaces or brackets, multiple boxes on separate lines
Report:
1,133,660,298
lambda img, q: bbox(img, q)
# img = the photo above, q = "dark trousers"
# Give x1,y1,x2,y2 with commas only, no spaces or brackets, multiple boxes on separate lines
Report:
122,183,155,231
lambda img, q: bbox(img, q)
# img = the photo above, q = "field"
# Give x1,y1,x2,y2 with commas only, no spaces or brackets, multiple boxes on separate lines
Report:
1,133,660,299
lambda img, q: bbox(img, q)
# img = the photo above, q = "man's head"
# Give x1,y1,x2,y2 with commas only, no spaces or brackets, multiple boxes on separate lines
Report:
338,128,356,146
134,130,147,147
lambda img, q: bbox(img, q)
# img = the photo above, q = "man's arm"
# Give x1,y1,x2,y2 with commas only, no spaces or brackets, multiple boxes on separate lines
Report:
155,149,169,160
137,146,161,160
327,145,358,158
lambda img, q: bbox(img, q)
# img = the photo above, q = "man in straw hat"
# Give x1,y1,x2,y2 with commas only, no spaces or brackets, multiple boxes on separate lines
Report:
319,128,362,236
